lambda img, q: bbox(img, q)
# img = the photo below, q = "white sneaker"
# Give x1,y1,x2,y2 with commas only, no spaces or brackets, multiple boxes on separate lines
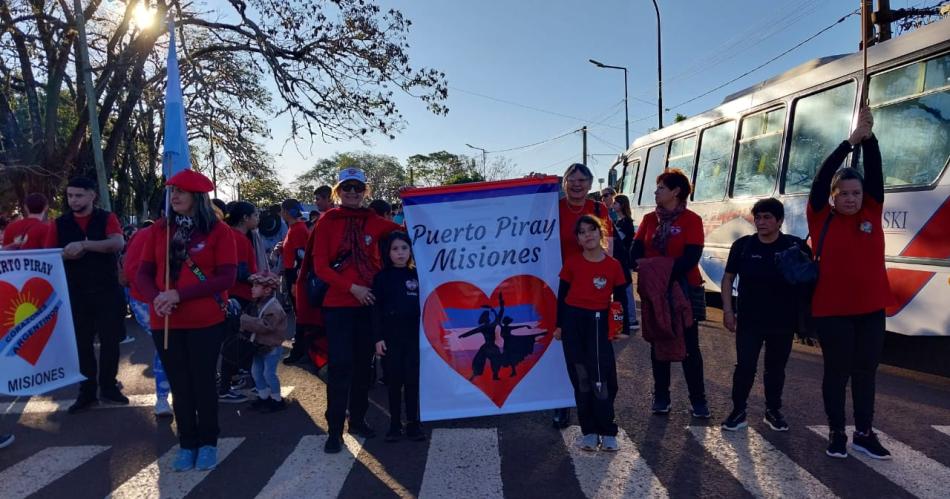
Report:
578,434,599,451
600,435,620,451
154,397,173,417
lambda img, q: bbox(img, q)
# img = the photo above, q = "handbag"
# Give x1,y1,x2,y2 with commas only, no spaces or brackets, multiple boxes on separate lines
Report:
305,250,351,307
608,301,624,340
775,213,833,285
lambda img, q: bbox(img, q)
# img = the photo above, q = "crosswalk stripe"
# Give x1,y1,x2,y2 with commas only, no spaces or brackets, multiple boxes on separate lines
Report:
933,426,950,438
0,445,109,499
255,434,364,498
561,426,668,499
687,426,836,499
419,428,504,499
107,437,244,499
10,387,295,414
808,426,950,499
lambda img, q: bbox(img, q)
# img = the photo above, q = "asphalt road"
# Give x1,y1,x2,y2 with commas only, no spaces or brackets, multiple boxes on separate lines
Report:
2,308,949,499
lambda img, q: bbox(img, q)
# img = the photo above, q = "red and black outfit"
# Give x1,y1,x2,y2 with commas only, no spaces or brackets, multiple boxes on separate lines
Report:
282,219,310,360
136,219,237,450
311,207,400,439
295,228,329,368
807,136,893,435
47,209,125,401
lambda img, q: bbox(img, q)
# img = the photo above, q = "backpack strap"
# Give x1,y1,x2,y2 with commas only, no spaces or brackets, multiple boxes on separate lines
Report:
814,212,835,262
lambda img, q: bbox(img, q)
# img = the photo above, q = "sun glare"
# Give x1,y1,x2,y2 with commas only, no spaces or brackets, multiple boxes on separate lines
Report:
131,2,156,30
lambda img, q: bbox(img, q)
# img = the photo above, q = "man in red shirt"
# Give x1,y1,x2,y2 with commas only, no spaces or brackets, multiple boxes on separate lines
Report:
2,193,50,250
46,177,127,413
278,198,311,364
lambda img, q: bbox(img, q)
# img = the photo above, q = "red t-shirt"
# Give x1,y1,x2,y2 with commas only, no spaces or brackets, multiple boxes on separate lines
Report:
634,209,704,286
45,212,122,247
560,253,627,311
123,227,151,301
282,221,309,270
559,198,614,262
229,226,259,301
140,221,237,329
807,197,894,317
2,218,49,249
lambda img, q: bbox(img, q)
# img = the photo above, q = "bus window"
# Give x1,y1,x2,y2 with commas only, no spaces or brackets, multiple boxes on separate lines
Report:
639,143,667,205
869,53,950,188
693,121,736,201
666,135,696,172
621,159,641,198
785,82,856,193
733,107,786,197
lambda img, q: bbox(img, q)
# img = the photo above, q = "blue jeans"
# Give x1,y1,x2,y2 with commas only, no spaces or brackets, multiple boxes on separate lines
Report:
626,284,639,326
252,346,283,399
129,293,170,398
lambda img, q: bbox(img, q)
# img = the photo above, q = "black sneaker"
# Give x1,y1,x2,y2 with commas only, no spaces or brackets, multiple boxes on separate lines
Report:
67,395,98,414
0,433,14,449
691,402,711,419
324,434,342,454
405,422,426,442
826,430,848,458
100,388,129,405
651,396,671,415
721,409,747,431
347,421,377,439
248,397,270,411
282,350,306,365
764,409,789,432
852,430,892,460
385,424,403,442
263,398,287,413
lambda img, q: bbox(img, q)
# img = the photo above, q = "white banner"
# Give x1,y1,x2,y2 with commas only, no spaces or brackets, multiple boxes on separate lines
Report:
403,177,574,421
0,249,83,396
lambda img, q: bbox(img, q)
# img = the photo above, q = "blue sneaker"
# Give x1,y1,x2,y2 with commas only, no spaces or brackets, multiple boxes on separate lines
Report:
172,448,196,472
195,446,218,471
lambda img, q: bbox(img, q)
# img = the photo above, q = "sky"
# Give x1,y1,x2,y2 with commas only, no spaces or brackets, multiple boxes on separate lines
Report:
259,0,923,187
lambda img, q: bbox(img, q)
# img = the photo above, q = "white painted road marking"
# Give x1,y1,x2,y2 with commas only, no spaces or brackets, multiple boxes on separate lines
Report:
9,387,295,414
688,426,836,499
809,426,950,499
561,425,668,499
933,425,950,438
419,428,503,499
0,445,109,499
107,437,243,499
255,434,364,498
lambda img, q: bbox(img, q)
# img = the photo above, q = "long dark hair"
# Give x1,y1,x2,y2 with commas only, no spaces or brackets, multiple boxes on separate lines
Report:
168,192,218,282
379,231,414,269
226,201,257,227
614,194,632,219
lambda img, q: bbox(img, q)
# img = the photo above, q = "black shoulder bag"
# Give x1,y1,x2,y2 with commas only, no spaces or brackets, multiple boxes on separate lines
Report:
775,213,834,286
306,250,351,307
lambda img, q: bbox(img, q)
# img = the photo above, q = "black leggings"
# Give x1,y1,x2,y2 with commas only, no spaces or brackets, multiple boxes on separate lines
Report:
651,321,706,405
731,330,793,412
561,305,618,437
324,307,375,436
383,321,420,425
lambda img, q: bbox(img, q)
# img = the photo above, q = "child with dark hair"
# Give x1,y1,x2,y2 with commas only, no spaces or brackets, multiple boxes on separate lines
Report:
369,199,393,219
373,231,425,442
241,272,289,412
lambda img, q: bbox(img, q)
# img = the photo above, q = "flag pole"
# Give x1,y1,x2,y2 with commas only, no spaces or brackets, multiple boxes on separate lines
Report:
163,188,171,350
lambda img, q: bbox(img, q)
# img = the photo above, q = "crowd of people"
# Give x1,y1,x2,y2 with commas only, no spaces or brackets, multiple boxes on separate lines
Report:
0,107,893,464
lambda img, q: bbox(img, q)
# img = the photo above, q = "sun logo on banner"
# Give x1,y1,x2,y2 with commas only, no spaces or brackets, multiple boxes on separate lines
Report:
0,278,61,365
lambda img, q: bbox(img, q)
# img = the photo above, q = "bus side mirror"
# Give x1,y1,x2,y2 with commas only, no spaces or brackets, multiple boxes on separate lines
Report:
607,168,618,188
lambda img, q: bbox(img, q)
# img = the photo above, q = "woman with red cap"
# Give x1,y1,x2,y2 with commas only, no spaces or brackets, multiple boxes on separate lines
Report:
310,167,401,453
136,169,237,472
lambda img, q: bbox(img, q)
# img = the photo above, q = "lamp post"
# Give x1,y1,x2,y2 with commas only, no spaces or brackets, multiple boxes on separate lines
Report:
589,59,629,149
650,0,664,129
465,143,488,170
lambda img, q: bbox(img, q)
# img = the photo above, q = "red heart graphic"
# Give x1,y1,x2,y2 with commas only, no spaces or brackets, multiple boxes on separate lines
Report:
423,275,557,407
0,277,59,365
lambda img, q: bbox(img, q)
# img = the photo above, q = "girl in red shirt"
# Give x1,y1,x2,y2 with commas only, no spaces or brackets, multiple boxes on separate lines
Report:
807,107,893,461
136,170,237,472
555,215,628,452
632,168,709,418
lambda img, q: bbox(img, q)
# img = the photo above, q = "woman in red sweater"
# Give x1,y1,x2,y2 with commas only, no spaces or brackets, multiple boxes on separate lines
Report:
310,167,401,454
136,170,237,472
807,107,893,460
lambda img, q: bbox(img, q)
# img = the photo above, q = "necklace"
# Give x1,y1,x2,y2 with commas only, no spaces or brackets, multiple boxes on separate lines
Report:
565,199,586,215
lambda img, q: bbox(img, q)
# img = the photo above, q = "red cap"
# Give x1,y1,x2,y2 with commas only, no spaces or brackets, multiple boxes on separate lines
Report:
167,169,214,193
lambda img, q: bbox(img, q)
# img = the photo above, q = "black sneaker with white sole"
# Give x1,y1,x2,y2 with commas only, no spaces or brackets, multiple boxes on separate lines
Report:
826,430,848,458
721,409,748,431
651,396,671,415
764,409,789,431
852,430,892,460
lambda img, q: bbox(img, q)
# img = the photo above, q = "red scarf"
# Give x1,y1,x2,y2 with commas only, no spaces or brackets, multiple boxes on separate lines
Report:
652,202,686,255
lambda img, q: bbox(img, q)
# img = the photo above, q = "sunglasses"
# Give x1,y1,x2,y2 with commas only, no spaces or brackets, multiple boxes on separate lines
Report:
340,183,366,193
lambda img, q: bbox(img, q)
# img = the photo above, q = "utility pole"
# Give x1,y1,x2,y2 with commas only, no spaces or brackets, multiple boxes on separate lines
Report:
581,126,588,165
876,0,892,41
651,0,664,130
73,0,111,210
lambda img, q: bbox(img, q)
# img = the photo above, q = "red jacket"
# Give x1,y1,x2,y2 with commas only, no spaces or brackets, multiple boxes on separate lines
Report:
310,207,401,308
637,256,691,362
295,226,323,326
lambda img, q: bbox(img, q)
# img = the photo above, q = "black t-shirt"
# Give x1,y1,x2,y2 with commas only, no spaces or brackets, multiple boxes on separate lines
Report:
725,234,809,335
371,266,421,341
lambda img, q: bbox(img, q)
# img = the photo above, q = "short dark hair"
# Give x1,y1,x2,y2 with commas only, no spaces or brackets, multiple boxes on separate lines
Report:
24,193,47,214
831,167,865,193
563,163,593,181
574,214,605,238
369,199,391,217
211,198,228,215
281,198,303,218
314,185,332,199
225,201,257,226
67,176,97,191
656,169,692,201
751,197,784,221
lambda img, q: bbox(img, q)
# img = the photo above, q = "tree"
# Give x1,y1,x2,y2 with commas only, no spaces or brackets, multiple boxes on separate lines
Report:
407,151,479,186
446,171,485,185
240,177,290,208
292,152,407,202
477,155,516,181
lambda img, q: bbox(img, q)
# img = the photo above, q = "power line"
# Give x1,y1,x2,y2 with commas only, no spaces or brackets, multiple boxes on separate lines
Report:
450,86,624,131
485,128,581,154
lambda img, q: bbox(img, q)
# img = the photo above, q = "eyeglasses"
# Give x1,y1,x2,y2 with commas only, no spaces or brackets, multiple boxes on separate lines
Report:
340,183,366,193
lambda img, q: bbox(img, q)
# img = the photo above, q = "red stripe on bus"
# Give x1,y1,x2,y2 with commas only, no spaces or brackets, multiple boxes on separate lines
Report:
898,196,950,259
885,268,934,317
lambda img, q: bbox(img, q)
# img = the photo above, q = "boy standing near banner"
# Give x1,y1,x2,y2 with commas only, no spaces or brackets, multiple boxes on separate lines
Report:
45,177,128,413
2,193,50,250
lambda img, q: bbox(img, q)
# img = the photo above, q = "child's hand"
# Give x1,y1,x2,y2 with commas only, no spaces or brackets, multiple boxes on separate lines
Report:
553,328,562,341
375,340,387,356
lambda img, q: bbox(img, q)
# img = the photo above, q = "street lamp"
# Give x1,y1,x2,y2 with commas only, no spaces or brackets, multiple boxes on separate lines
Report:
650,0,664,129
589,59,629,149
465,143,488,170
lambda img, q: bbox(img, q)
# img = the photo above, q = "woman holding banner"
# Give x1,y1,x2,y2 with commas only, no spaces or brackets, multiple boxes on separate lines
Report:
136,169,237,472
311,167,401,454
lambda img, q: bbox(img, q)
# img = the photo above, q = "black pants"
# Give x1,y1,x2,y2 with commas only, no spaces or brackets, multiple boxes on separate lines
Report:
218,335,257,394
816,310,885,433
561,306,618,437
731,330,793,412
383,320,420,426
153,324,224,449
324,307,375,436
71,287,124,397
650,321,706,405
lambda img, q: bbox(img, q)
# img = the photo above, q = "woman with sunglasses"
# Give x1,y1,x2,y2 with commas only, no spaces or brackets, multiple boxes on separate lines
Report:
310,167,402,453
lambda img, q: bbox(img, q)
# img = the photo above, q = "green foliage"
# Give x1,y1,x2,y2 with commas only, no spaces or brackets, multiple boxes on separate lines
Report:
407,151,480,186
291,152,407,203
446,171,486,185
240,177,291,208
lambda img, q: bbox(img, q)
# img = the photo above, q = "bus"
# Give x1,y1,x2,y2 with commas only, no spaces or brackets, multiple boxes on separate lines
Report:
612,17,950,337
